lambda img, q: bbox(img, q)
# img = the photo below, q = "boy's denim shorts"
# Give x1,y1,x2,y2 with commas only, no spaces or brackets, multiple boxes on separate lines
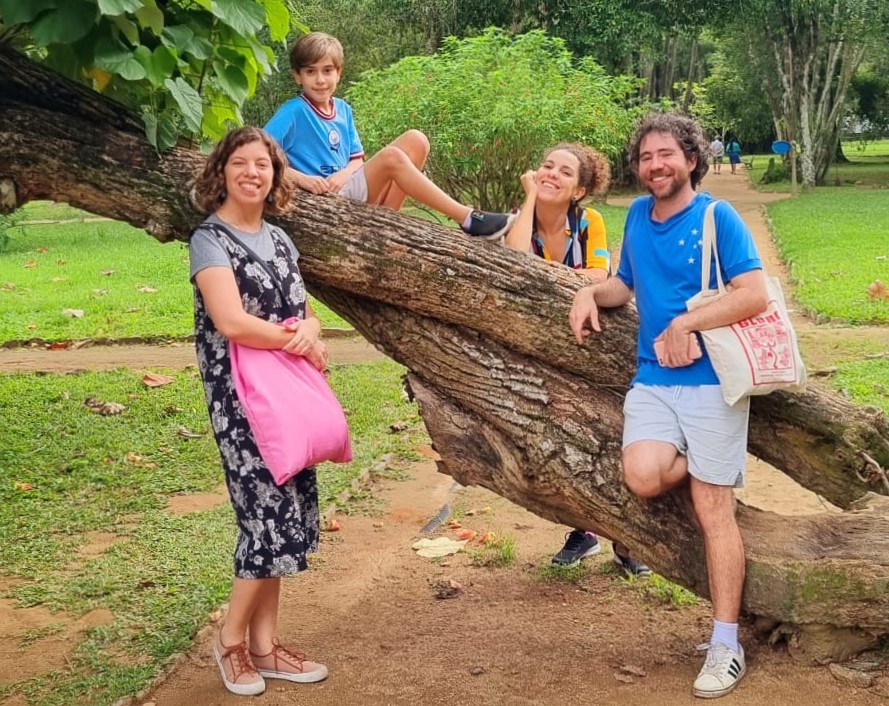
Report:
622,384,750,488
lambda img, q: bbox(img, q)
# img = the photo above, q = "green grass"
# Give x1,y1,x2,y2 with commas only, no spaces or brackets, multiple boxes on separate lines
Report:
747,140,889,192
765,188,889,324
0,202,350,343
0,358,425,706
833,358,889,414
467,533,517,568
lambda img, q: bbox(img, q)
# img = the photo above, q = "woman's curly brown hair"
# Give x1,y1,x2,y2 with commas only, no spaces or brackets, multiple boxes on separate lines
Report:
545,143,611,201
190,127,294,216
627,112,709,189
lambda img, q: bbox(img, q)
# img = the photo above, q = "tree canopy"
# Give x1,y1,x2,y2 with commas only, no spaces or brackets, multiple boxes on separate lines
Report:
0,0,301,148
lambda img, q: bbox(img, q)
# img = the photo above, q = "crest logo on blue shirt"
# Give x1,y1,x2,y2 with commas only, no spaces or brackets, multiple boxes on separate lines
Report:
328,128,341,152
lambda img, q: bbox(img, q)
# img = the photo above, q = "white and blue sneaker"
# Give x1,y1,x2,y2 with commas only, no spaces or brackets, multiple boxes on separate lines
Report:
693,642,746,698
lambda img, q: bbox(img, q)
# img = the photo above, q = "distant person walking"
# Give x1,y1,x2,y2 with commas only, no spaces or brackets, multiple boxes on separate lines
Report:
709,135,724,175
726,137,742,175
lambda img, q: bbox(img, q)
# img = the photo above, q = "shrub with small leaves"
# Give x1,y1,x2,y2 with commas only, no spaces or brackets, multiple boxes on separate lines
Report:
348,29,642,211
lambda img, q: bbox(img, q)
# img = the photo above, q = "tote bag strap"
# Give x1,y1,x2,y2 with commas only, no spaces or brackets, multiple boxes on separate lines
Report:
699,200,726,296
203,221,297,319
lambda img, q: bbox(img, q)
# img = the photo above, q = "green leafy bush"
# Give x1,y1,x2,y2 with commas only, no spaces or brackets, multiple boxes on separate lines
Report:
347,29,641,211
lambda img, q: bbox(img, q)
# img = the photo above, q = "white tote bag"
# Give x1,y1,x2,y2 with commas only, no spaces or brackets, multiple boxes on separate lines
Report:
686,201,807,406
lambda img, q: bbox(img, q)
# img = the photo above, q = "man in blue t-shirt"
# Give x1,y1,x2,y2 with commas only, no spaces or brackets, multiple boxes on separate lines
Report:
569,113,768,699
265,32,513,239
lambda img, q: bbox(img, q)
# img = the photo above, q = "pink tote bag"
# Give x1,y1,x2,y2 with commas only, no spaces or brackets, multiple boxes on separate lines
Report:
230,342,352,485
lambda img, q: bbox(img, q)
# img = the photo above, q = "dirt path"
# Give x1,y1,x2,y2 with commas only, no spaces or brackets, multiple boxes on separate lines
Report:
2,174,888,705
0,334,384,374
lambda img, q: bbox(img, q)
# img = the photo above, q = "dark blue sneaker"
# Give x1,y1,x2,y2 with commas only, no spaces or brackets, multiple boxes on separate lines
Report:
551,530,601,566
461,210,515,240
612,543,652,578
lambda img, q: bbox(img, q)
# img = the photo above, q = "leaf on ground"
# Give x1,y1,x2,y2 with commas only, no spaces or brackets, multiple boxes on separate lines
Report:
36,247,48,254
100,269,115,276
142,373,175,388
412,537,468,558
61,308,85,318
2,283,15,290
14,482,34,491
613,672,635,684
324,517,341,532
457,529,477,541
55,259,67,266
124,452,144,464
619,664,647,678
51,277,66,283
49,341,71,350
137,285,158,293
866,280,888,300
84,397,126,415
476,531,496,545
23,260,37,268
388,420,408,432
26,323,37,330
175,426,204,439
92,288,109,296
432,578,463,599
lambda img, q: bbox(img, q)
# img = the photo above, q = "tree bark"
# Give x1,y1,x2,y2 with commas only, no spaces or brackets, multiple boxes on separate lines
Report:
1,47,888,662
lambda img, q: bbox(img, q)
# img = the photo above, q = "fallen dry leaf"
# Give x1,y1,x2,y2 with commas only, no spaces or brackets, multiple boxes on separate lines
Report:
61,308,85,318
49,341,71,350
866,280,888,301
137,285,158,293
23,260,37,268
2,283,15,291
51,277,66,283
325,517,342,532
457,529,477,541
100,269,115,276
92,288,108,296
142,373,175,388
14,482,33,491
176,426,204,439
124,452,144,464
26,323,37,330
55,258,66,266
84,397,126,415
36,247,48,254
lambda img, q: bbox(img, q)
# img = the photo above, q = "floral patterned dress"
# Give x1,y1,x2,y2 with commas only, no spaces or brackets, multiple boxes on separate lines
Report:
192,220,320,579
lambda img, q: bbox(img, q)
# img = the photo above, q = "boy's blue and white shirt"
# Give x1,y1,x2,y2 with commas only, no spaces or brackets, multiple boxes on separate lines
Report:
264,95,364,177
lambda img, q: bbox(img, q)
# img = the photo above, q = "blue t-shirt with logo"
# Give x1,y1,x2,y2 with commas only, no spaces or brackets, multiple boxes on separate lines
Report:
616,193,762,386
264,95,364,177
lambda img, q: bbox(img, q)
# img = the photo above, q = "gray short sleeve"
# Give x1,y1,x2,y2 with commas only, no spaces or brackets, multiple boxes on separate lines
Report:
188,214,300,281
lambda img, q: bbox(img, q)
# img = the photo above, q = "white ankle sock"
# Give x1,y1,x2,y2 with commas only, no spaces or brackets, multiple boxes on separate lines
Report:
460,210,475,229
710,619,739,652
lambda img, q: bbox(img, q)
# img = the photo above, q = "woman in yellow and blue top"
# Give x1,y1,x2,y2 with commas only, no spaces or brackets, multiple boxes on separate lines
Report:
504,142,651,577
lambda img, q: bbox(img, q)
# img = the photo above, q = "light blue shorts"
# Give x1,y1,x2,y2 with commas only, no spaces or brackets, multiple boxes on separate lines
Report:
339,167,369,202
622,384,750,488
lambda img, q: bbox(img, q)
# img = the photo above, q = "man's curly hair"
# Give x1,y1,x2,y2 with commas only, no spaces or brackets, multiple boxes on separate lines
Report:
627,112,710,189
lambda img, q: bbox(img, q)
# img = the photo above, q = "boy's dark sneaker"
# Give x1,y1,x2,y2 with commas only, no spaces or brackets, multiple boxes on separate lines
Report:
461,210,515,240
612,544,652,578
551,530,601,566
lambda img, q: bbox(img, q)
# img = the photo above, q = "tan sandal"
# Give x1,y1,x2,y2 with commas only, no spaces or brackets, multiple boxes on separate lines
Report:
250,638,328,683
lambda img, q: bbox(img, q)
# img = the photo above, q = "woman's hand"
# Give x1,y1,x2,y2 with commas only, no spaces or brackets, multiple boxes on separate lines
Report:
520,170,539,200
304,339,330,371
282,317,322,356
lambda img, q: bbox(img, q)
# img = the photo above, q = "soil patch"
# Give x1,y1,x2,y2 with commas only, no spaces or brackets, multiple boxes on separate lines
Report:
139,461,886,706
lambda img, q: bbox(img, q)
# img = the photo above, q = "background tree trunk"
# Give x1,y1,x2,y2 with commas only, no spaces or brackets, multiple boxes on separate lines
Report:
1,48,888,662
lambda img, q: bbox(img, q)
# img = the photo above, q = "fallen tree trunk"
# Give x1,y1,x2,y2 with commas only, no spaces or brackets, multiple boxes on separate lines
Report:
1,47,888,662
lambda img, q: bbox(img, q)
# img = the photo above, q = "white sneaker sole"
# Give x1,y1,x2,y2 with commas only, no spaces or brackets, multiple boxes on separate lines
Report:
257,664,328,683
693,663,747,698
213,641,266,696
